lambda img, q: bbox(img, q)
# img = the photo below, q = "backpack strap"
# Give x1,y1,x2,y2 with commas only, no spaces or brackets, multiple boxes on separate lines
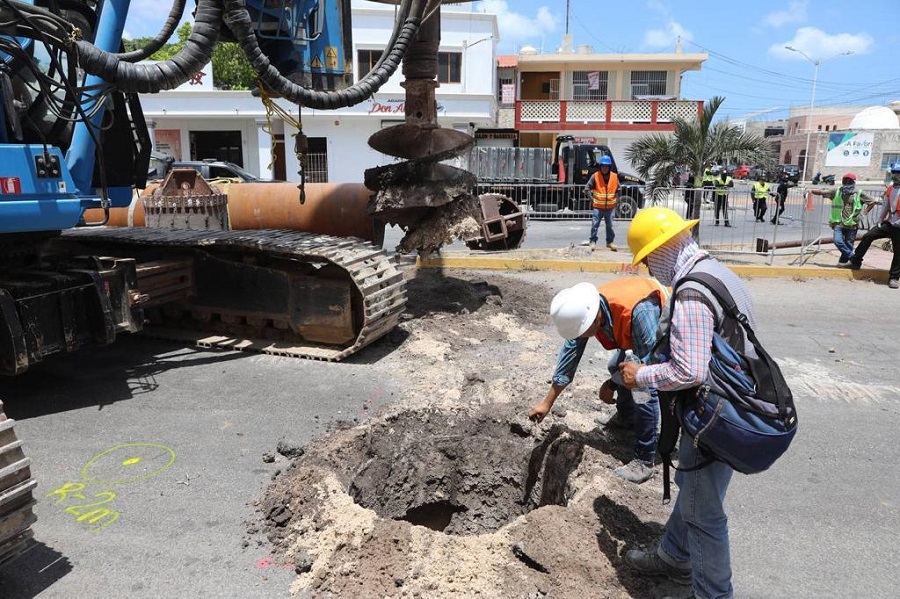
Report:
677,272,791,421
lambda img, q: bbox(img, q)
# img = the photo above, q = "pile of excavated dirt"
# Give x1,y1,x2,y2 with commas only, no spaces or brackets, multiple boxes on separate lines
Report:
256,269,684,598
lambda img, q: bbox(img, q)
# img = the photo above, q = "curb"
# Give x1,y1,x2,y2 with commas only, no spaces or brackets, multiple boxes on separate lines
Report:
415,253,890,284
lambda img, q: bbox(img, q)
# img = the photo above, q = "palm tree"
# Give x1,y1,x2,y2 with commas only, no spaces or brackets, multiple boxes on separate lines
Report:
625,96,777,237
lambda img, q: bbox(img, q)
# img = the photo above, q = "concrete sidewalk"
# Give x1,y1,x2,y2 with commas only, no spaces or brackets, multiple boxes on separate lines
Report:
415,241,895,284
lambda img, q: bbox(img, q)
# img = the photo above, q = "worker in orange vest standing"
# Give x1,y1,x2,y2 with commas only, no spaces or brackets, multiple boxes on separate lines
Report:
585,155,619,251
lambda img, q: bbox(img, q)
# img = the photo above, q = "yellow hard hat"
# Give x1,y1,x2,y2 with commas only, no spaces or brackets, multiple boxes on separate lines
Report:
627,207,699,265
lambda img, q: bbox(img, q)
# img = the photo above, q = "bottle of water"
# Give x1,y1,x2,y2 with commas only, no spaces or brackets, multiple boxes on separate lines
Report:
624,350,652,404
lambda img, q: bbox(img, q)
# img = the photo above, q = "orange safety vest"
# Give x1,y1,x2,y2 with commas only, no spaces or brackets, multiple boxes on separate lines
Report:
594,277,668,351
590,170,619,210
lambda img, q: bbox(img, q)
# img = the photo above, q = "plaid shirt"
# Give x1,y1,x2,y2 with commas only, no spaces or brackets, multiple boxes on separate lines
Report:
636,254,715,391
551,295,661,387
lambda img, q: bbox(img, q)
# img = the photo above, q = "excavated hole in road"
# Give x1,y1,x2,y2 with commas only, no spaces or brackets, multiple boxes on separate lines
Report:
346,408,548,536
262,406,586,541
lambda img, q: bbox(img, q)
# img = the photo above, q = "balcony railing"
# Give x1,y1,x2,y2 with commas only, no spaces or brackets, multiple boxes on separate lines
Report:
516,99,703,130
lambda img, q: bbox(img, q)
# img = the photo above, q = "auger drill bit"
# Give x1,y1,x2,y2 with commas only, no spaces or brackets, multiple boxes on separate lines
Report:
365,2,482,254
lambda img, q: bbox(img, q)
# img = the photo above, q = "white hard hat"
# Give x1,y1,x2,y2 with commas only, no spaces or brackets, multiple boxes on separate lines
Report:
550,282,600,339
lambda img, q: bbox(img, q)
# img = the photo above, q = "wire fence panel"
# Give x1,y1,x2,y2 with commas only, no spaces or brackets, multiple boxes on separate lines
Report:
473,181,887,264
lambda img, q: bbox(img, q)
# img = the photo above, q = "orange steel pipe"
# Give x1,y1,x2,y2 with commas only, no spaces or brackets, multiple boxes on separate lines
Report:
84,182,381,243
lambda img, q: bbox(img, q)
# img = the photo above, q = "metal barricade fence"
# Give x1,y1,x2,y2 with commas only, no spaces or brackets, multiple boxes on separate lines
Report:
474,180,885,264
474,182,643,221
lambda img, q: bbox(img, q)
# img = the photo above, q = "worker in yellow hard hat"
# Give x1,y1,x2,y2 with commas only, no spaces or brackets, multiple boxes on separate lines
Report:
619,207,760,598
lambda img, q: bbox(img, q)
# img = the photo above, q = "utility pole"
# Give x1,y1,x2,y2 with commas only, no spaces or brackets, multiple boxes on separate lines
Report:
785,46,853,180
566,0,570,35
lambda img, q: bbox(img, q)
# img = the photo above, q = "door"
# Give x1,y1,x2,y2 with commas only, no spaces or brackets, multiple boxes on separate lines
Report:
189,130,243,165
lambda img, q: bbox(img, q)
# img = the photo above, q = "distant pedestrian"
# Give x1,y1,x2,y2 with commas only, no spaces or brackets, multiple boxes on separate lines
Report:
847,162,900,289
751,179,777,222
585,155,619,251
713,168,733,227
683,173,699,219
810,173,879,265
771,174,796,224
702,164,715,204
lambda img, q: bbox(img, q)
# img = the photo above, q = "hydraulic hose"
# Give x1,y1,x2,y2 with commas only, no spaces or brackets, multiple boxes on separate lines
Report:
222,0,427,109
73,0,221,93
115,0,187,62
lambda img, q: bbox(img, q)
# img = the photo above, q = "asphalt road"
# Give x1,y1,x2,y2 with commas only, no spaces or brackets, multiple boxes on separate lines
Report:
0,271,898,598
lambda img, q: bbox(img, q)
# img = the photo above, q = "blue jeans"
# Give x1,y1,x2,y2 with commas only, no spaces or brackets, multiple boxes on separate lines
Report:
833,226,857,263
608,352,659,464
660,433,735,599
590,207,615,245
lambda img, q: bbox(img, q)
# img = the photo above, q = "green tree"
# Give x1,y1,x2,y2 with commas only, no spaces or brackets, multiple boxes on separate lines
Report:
625,96,776,237
140,22,255,90
210,42,257,90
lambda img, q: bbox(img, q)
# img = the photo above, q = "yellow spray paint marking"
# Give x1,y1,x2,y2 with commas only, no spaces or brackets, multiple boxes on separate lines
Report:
48,443,177,533
81,442,176,485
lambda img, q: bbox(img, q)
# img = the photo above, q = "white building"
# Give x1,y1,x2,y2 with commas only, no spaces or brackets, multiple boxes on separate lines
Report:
140,1,498,183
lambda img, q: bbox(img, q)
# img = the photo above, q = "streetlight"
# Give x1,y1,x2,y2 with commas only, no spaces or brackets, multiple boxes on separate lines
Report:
784,46,853,180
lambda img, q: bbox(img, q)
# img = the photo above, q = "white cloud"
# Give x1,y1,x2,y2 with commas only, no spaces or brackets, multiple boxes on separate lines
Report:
124,0,188,38
643,20,693,49
763,0,808,28
769,27,873,60
474,1,558,44
641,1,692,49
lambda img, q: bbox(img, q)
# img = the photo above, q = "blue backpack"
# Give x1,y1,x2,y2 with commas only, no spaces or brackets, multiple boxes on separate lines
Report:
656,272,798,502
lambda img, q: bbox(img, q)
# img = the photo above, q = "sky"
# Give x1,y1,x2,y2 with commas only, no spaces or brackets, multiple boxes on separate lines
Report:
122,0,899,123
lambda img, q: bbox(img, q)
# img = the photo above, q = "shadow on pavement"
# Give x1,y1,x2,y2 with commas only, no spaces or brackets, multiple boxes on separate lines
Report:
0,541,72,599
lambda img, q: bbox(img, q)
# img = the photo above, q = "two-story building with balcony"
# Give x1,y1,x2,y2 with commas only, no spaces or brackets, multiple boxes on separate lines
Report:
490,38,707,170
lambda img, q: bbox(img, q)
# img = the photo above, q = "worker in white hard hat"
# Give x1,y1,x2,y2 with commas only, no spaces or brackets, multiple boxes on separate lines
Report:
529,277,668,484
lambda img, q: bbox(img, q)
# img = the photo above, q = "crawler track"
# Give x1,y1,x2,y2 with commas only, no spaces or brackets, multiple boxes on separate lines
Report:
0,402,36,566
63,228,407,361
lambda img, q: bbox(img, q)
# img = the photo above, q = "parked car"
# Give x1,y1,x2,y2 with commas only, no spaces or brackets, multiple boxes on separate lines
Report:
748,165,775,181
172,159,264,182
148,155,271,182
778,164,801,183
732,164,751,179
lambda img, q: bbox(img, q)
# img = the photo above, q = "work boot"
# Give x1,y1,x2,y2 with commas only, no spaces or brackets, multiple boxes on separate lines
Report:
625,547,692,585
595,411,631,431
724,222,732,227
889,279,899,289
607,242,618,251
848,260,862,270
614,459,655,484
589,242,597,250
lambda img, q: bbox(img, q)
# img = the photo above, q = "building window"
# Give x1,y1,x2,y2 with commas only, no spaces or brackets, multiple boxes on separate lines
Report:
817,125,822,131
630,70,667,98
498,76,515,106
880,153,900,169
305,137,328,183
572,70,607,100
357,49,382,81
438,52,462,83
